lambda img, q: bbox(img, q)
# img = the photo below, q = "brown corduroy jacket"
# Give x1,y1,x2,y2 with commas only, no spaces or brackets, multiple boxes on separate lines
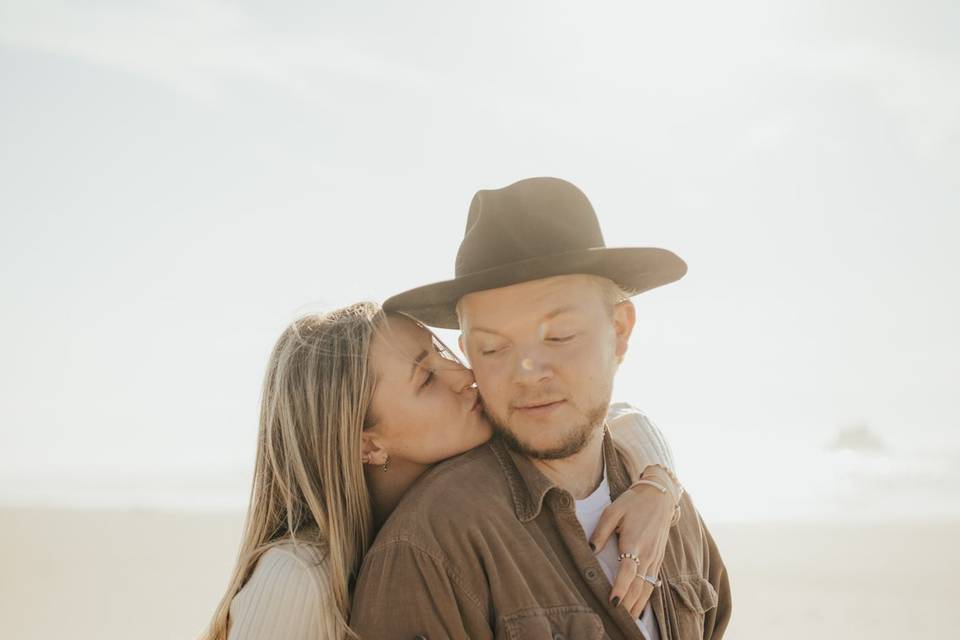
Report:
350,430,731,639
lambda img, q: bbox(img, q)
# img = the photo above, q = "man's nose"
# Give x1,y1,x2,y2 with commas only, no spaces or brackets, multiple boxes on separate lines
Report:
512,347,553,384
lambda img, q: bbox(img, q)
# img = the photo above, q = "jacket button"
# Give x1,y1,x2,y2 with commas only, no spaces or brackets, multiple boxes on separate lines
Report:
558,494,572,509
584,567,599,581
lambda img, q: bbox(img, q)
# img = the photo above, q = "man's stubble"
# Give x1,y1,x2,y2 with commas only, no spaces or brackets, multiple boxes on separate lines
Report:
482,400,609,460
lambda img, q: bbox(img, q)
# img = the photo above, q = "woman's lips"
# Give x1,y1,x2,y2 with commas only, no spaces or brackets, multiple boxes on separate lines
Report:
470,396,483,412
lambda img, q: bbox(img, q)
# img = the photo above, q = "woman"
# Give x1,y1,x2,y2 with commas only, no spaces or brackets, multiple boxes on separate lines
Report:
203,302,683,640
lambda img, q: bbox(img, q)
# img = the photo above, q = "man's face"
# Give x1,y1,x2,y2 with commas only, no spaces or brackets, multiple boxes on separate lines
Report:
458,275,635,459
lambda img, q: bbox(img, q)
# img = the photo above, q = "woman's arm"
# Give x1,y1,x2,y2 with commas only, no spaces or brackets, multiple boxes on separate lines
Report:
228,544,339,640
608,401,684,522
607,401,677,479
595,402,684,618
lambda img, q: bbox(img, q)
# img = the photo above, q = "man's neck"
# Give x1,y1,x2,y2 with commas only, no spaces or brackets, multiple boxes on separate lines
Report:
529,426,606,500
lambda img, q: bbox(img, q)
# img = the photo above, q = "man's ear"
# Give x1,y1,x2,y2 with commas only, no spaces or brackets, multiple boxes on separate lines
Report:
361,430,389,467
612,299,636,363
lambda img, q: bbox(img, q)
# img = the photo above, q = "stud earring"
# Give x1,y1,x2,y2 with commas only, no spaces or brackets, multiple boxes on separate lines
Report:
382,454,390,473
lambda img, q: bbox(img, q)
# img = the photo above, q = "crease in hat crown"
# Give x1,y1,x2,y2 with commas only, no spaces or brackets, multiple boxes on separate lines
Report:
384,176,688,329
455,177,607,278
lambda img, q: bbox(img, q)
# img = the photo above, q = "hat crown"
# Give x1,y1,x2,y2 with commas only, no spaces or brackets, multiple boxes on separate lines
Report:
383,175,687,329
455,177,606,277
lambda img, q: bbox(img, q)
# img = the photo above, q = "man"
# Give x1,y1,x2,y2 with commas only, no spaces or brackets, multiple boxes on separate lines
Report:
351,177,731,639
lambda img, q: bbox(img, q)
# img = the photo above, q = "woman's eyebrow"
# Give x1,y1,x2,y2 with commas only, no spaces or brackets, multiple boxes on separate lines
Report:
408,349,429,382
469,327,503,336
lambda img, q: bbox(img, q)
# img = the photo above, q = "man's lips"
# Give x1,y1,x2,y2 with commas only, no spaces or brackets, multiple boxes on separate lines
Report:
515,399,566,411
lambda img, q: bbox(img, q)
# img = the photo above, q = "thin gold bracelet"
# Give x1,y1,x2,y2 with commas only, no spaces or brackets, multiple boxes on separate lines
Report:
640,464,684,504
629,478,669,494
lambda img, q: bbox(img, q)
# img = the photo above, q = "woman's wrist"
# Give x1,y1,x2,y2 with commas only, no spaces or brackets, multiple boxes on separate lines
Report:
635,464,684,525
639,464,682,499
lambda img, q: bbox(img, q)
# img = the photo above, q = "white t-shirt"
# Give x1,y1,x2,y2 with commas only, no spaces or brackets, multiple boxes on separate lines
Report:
574,464,661,640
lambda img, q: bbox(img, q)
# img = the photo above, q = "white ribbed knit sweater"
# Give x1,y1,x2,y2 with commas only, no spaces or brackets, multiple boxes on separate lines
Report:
227,541,338,640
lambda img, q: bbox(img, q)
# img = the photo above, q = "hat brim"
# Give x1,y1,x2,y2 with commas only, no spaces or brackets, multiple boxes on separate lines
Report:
383,246,687,329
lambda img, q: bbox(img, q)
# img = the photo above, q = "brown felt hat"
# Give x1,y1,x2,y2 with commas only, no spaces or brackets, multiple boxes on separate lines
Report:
384,177,687,328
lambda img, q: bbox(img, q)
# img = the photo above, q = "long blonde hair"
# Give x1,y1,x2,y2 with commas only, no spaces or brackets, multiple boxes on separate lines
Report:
203,302,384,640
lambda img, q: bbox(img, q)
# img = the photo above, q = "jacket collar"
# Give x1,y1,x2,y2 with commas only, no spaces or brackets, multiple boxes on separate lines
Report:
489,426,632,523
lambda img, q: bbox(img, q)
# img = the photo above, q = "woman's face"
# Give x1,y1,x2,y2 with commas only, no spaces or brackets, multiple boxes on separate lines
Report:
366,314,493,466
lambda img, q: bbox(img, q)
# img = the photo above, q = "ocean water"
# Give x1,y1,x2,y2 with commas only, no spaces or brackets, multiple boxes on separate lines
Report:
671,425,960,523
3,426,958,524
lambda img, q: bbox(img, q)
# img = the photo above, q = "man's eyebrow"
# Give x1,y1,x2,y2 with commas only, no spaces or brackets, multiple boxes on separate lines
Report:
467,305,580,337
409,349,429,382
542,305,579,321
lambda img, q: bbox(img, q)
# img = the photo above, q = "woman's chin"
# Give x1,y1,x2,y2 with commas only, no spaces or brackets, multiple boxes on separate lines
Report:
454,425,495,457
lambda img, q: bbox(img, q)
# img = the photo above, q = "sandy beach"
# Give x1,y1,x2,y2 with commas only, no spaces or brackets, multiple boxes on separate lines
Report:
1,507,956,639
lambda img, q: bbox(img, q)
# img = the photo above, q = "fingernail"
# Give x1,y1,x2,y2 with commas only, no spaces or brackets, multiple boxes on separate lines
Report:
589,542,596,551
611,596,621,607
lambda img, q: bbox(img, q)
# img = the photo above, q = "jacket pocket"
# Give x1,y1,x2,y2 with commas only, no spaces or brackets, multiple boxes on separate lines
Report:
668,575,718,639
498,605,604,640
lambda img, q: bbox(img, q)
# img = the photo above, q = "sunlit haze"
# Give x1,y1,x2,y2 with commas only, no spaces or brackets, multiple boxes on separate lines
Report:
2,1,958,525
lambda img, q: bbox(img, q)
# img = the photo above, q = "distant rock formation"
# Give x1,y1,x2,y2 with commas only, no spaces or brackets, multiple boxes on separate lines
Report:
826,422,887,453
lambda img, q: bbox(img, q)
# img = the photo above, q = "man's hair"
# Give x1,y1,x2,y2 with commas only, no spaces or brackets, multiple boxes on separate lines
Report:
590,275,633,317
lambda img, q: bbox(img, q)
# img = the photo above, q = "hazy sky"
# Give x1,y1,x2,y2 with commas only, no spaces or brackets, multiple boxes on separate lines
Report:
1,1,957,519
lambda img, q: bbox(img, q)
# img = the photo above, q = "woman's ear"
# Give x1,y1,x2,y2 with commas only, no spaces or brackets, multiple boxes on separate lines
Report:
361,431,389,467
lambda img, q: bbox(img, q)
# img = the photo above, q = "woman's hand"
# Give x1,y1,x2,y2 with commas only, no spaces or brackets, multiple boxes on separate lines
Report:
591,465,681,618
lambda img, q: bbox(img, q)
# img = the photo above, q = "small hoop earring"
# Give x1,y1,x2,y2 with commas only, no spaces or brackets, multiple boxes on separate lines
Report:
382,454,390,473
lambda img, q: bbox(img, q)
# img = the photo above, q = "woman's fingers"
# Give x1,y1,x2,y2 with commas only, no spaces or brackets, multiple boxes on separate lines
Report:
613,527,658,579
598,473,678,611
604,514,661,604
653,533,668,573
609,552,638,605
646,532,667,575
621,571,654,618
632,561,657,617
590,503,623,553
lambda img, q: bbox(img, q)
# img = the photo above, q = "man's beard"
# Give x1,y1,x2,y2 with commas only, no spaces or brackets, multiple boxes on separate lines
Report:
483,401,609,460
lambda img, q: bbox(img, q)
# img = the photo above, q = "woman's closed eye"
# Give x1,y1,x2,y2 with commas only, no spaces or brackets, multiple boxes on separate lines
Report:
547,334,576,343
419,369,435,389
